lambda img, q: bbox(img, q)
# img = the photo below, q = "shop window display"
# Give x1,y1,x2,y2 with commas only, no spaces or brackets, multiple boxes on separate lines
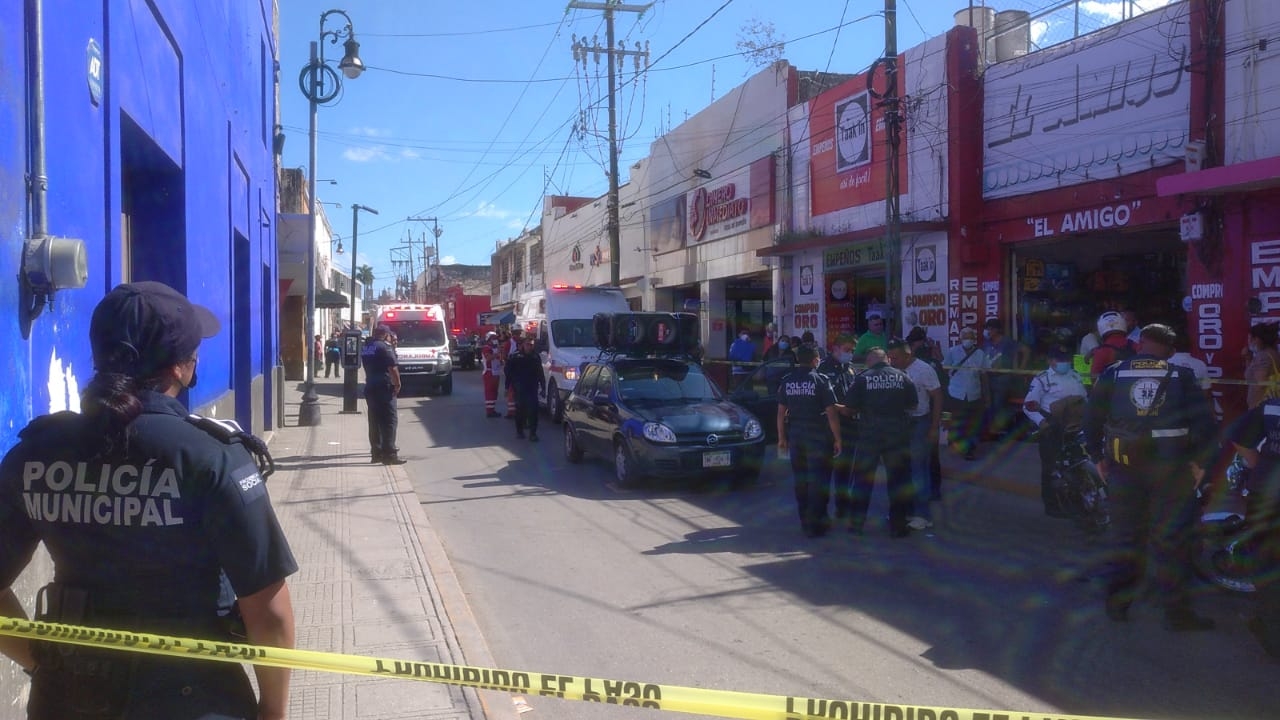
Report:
1017,248,1186,370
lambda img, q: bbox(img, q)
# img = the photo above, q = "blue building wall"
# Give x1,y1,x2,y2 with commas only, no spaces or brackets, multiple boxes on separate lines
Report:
0,0,279,452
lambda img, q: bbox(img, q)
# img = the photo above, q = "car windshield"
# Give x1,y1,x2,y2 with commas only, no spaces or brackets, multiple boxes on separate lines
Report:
616,364,721,403
551,319,597,348
386,320,446,347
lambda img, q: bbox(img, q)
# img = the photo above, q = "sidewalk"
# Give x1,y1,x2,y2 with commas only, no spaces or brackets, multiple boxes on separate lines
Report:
268,384,519,720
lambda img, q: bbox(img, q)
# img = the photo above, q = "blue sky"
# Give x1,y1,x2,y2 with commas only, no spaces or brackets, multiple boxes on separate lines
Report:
278,0,1165,296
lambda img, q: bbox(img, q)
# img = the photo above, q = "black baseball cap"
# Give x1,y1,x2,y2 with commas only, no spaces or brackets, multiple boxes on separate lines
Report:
905,326,927,343
90,281,219,377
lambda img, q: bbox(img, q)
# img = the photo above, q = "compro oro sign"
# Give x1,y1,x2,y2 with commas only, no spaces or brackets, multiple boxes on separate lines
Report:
685,157,775,244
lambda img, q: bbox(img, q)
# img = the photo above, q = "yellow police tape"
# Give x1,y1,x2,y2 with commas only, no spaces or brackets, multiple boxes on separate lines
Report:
0,616,1151,720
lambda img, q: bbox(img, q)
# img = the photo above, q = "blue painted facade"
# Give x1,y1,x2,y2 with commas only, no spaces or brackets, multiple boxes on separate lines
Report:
1,0,280,450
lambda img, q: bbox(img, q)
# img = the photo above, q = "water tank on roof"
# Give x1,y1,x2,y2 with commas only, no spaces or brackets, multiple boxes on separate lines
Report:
953,6,996,64
994,10,1031,62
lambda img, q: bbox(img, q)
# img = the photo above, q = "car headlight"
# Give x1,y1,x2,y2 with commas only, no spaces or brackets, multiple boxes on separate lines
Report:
642,422,677,444
743,418,763,440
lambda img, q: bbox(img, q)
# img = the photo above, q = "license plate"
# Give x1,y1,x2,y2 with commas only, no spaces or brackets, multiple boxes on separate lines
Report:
403,365,425,372
702,451,731,468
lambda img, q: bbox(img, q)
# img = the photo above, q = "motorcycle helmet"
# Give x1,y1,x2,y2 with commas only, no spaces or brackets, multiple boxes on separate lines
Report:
1096,311,1126,339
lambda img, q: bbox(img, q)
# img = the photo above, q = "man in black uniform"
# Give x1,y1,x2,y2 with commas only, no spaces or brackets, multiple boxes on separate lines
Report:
846,347,918,537
0,281,296,719
1227,395,1280,658
1084,323,1217,631
505,336,545,440
362,324,406,464
817,334,858,521
777,346,842,537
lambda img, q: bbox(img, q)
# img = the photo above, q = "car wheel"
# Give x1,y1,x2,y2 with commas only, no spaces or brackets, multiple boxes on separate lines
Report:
614,439,641,489
547,381,562,424
563,423,584,463
440,376,453,395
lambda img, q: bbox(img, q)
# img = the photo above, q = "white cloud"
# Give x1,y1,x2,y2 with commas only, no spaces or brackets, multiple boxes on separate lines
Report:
441,255,457,265
506,219,525,230
343,147,387,163
350,126,387,137
400,148,421,160
1079,0,1174,23
471,202,513,219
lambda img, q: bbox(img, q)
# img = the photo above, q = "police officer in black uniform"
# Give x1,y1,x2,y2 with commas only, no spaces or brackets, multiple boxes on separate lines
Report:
362,324,406,464
817,334,858,521
1228,395,1280,658
505,336,546,441
845,347,918,537
777,345,843,537
0,281,297,719
1084,323,1217,631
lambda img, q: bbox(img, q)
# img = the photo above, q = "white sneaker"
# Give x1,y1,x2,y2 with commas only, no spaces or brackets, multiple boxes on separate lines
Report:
907,516,933,530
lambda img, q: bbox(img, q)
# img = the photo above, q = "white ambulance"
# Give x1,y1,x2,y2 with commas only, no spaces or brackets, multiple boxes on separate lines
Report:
516,284,630,422
373,303,453,395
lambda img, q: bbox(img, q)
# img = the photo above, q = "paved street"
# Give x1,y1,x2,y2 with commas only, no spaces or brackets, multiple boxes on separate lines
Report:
391,369,1280,720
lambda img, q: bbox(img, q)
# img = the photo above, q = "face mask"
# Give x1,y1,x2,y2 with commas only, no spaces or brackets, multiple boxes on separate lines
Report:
961,339,976,350
1052,362,1072,375
778,341,789,350
982,329,992,339
739,333,749,341
183,359,199,390
837,351,853,364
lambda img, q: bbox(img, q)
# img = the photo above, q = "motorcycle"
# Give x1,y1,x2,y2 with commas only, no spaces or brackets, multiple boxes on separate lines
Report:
1039,396,1110,533
1193,454,1261,594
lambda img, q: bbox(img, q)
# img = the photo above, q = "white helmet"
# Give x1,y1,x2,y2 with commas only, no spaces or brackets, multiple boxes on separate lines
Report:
486,331,498,339
1097,311,1126,338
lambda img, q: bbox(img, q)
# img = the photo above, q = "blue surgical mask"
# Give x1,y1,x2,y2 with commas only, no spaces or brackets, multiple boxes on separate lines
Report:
961,339,976,350
1052,361,1072,375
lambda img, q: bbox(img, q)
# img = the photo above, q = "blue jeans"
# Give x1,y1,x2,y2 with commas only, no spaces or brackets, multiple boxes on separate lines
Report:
909,415,933,519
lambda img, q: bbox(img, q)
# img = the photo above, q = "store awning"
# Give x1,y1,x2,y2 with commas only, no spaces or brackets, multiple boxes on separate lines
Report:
1156,155,1280,197
316,288,350,308
755,221,947,257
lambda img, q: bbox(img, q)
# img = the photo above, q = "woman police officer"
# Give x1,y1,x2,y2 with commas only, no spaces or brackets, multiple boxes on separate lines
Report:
0,281,296,719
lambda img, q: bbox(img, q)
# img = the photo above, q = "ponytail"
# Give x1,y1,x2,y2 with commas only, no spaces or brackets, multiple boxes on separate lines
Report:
80,372,144,455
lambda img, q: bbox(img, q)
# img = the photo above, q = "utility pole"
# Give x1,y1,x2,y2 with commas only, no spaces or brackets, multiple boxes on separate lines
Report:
875,0,903,329
568,1,651,286
408,216,442,301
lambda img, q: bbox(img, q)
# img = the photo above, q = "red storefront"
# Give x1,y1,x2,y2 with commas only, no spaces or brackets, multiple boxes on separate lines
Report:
952,0,1254,417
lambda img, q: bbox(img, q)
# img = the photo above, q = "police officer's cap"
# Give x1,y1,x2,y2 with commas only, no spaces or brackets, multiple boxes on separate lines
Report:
885,337,909,351
91,281,220,378
1139,323,1177,348
1048,345,1072,360
372,324,393,338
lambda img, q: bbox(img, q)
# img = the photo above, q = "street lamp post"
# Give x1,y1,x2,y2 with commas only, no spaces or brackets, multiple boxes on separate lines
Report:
298,8,364,427
343,203,378,413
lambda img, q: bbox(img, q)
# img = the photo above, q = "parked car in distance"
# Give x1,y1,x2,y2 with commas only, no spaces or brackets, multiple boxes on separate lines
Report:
726,357,797,444
563,355,765,488
450,333,479,371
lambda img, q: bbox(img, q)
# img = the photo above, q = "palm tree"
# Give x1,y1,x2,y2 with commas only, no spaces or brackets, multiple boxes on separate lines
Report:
356,264,375,299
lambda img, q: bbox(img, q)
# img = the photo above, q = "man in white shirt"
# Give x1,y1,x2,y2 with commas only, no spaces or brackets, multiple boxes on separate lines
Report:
942,327,990,460
1022,346,1088,517
1168,335,1212,397
888,338,943,530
